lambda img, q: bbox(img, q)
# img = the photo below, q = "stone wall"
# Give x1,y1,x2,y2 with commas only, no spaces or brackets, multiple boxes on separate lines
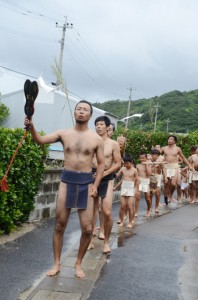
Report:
29,169,62,221
29,169,120,222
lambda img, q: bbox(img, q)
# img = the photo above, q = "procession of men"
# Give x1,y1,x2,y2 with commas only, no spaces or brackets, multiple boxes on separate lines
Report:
25,100,198,279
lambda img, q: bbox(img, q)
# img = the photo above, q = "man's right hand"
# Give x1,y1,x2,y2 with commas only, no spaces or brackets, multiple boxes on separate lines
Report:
24,116,33,130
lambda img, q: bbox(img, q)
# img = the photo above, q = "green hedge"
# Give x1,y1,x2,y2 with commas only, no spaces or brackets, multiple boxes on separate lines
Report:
115,129,198,160
0,128,48,234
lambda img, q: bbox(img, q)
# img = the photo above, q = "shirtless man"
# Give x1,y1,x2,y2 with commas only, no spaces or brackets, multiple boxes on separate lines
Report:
188,146,198,203
107,122,115,138
117,134,126,158
92,116,121,253
24,100,105,278
136,153,152,217
161,135,192,204
113,153,139,227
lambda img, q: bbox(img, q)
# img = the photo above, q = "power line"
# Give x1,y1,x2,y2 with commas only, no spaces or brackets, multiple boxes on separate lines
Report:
0,0,63,23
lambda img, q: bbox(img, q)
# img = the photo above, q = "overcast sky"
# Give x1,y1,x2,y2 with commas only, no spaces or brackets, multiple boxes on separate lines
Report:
1,0,198,103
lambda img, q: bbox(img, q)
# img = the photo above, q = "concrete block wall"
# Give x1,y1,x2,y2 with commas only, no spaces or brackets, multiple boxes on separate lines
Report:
29,169,62,221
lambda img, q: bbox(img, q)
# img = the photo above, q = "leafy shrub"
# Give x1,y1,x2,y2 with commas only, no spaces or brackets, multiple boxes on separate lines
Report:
0,128,48,234
115,129,198,161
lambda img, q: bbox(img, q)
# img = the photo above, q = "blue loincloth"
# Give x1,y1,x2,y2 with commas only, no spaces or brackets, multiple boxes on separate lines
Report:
98,173,114,198
61,169,94,209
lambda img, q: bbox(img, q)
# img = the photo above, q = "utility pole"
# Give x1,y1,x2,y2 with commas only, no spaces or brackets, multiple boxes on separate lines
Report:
56,16,73,83
166,118,171,132
125,87,132,129
154,102,161,132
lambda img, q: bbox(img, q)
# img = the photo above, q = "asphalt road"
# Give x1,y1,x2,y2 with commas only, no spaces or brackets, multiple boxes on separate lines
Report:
89,204,198,300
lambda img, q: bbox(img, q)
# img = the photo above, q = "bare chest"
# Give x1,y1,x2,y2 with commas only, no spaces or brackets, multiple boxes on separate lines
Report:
63,134,95,156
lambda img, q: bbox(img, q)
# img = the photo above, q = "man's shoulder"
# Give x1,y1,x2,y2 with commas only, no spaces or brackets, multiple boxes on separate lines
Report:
110,139,120,147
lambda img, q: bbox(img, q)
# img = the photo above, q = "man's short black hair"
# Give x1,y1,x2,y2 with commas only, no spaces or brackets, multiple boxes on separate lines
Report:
190,145,197,152
123,153,132,162
110,122,115,132
94,116,111,127
75,100,93,115
151,149,160,155
167,134,177,143
139,152,147,158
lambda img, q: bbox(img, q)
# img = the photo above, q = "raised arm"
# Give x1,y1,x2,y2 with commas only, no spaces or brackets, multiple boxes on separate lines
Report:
24,117,63,145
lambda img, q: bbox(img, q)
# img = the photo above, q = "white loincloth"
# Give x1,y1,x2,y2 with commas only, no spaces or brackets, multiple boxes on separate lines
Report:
181,182,189,190
121,180,135,196
139,178,150,193
189,170,198,183
156,174,162,188
164,163,179,178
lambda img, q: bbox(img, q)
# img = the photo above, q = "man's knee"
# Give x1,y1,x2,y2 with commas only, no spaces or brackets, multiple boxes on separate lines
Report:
103,210,112,219
55,220,66,234
82,226,93,237
171,181,177,187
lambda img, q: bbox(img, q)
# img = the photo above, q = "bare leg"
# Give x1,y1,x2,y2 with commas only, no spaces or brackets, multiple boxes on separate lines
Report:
135,192,140,217
118,196,127,227
177,172,182,203
189,181,197,203
127,196,134,227
102,180,113,253
88,196,99,250
170,176,177,201
145,191,151,217
47,183,71,276
150,191,153,210
98,203,105,239
155,188,160,212
75,193,94,278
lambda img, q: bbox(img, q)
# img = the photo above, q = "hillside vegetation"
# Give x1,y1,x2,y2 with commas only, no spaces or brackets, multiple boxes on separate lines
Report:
93,90,198,133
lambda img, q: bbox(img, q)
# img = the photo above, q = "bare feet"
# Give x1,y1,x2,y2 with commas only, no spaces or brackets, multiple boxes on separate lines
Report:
117,219,121,224
103,243,111,254
189,200,195,204
87,241,94,250
118,222,123,227
171,197,177,203
127,222,133,228
98,232,105,240
146,210,151,218
134,213,138,218
46,264,61,276
155,209,159,213
75,262,85,278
